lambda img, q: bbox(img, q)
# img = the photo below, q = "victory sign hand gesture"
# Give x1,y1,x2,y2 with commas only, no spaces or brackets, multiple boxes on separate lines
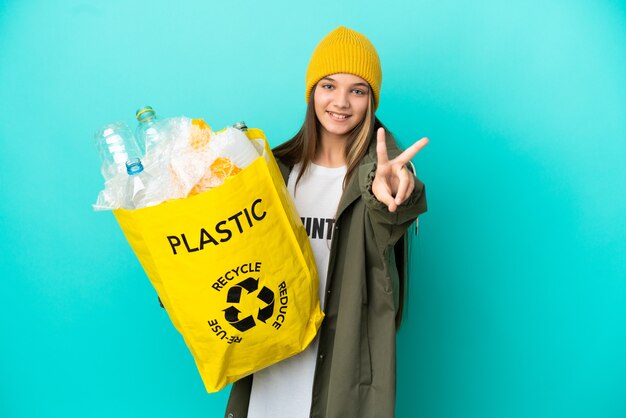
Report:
372,127,429,213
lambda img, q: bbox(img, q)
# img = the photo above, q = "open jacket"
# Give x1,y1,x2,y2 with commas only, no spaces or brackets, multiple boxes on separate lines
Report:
225,133,427,418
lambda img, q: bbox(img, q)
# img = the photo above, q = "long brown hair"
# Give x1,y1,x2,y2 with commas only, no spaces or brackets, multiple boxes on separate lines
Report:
274,84,390,193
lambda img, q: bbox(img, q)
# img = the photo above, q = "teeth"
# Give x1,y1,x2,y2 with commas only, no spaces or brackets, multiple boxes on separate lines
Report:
329,112,348,119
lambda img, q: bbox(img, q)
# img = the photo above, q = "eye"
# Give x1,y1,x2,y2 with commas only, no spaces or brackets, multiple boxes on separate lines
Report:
320,84,334,90
352,89,366,95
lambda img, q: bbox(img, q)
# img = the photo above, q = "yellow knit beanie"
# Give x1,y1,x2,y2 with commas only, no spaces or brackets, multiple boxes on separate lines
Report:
305,26,382,110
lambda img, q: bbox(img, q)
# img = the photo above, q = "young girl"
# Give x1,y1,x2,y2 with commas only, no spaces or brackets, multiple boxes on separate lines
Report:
225,26,428,418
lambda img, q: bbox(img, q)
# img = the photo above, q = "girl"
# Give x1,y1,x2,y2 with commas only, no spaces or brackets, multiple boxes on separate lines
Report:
225,26,428,418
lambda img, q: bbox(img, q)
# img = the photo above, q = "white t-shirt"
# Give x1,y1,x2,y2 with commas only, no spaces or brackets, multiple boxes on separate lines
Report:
247,162,346,418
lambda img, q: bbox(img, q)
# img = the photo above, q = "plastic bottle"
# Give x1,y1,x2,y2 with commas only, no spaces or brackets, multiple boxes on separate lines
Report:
123,158,155,209
209,125,259,168
135,106,161,158
94,122,142,182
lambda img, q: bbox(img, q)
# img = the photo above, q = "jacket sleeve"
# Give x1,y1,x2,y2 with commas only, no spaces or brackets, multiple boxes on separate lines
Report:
358,160,427,250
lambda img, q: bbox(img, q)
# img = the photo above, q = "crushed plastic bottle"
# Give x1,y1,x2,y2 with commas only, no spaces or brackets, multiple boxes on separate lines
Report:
135,106,161,159
94,122,142,182
123,158,155,209
209,126,259,168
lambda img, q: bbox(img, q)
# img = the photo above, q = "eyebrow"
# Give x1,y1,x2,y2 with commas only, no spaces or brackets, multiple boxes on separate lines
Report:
320,77,370,89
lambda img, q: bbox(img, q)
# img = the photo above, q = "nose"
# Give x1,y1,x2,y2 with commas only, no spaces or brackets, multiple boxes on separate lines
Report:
332,90,350,109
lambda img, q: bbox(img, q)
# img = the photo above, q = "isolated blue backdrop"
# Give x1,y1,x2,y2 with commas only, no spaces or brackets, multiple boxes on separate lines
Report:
1,1,625,417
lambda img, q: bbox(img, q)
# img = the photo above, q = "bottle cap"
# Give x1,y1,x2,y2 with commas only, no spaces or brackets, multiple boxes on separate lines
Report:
136,106,156,121
126,158,144,175
233,121,248,131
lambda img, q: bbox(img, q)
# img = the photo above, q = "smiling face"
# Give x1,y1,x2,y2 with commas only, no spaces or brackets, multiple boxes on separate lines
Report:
313,73,371,141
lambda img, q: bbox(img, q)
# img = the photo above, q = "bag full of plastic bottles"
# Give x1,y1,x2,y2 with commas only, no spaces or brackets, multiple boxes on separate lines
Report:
93,107,324,392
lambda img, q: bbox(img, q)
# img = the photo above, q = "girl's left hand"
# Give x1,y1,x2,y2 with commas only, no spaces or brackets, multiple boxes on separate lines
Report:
372,127,429,212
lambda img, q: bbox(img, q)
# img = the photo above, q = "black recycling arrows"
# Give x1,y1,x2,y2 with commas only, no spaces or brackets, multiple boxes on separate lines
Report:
257,286,275,323
239,277,259,293
223,306,242,322
223,277,275,331
227,286,242,303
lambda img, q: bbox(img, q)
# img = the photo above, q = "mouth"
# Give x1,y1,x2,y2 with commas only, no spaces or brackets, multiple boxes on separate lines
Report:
327,111,351,121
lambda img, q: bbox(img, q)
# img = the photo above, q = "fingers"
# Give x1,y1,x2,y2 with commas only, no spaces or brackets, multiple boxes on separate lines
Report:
395,137,429,165
374,129,426,211
376,127,389,165
372,173,398,213
378,190,398,213
394,167,414,205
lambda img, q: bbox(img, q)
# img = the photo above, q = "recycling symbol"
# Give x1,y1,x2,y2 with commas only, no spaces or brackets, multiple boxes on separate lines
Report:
223,277,275,332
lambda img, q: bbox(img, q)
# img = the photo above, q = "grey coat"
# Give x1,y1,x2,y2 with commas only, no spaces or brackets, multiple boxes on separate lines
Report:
225,133,427,418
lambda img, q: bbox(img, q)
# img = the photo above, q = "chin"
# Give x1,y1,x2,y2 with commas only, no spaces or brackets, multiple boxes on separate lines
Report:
324,127,353,137
322,121,357,137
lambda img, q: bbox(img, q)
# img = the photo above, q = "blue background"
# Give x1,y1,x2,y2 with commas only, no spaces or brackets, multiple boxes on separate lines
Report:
1,1,625,417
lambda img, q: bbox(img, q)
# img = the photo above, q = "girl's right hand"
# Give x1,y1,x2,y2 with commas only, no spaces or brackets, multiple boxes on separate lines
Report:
372,127,428,212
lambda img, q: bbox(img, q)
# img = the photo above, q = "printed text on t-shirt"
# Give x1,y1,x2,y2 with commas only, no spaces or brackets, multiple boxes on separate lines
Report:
301,217,335,240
